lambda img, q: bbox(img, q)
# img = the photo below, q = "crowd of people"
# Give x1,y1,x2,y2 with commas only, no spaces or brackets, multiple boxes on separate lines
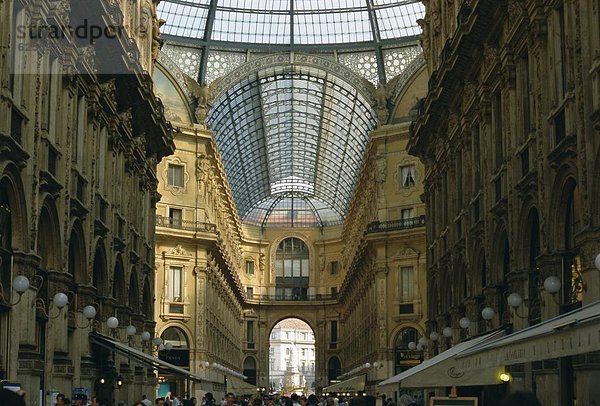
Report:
0,388,543,406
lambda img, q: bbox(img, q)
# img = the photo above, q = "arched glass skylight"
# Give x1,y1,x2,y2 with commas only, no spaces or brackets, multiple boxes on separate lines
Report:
206,65,376,228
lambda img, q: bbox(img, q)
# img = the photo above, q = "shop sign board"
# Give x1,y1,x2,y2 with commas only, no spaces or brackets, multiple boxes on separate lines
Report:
430,396,478,406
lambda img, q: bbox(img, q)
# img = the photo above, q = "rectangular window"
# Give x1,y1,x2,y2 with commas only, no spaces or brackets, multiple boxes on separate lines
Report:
521,147,530,178
168,164,184,187
330,261,340,275
495,177,503,202
170,266,183,302
246,260,255,275
555,3,567,99
401,208,414,219
400,266,414,301
555,108,566,145
331,287,338,297
472,124,481,190
97,128,108,194
246,287,254,298
10,6,27,100
283,259,292,277
330,320,338,343
456,153,463,210
493,92,503,168
519,52,532,137
45,57,60,139
72,96,86,164
247,321,254,344
301,259,309,277
169,208,183,228
400,165,416,188
275,259,283,277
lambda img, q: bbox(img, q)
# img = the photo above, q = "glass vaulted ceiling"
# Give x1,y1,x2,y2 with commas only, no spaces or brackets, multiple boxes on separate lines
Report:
158,0,424,46
207,66,376,228
157,1,424,227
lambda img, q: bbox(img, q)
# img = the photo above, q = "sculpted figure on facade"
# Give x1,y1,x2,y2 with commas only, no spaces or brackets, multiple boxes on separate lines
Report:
372,84,390,126
183,74,213,123
151,5,166,71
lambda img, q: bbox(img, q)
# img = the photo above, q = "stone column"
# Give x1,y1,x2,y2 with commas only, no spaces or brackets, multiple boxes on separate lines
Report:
463,297,480,337
576,230,600,304
536,253,562,321
505,270,529,331
533,361,560,406
573,352,600,406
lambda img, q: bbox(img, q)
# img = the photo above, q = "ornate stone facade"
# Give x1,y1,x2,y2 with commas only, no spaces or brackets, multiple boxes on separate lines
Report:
410,1,600,404
153,58,429,398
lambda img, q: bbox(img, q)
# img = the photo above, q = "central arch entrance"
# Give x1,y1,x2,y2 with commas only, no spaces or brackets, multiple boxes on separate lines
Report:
269,318,316,395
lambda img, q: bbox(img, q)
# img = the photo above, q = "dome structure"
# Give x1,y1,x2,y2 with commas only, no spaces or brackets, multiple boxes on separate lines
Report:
156,1,425,228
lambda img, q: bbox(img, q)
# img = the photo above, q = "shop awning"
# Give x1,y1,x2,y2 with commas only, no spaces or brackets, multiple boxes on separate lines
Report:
90,332,203,382
456,300,600,371
226,376,257,395
378,330,505,391
323,375,366,394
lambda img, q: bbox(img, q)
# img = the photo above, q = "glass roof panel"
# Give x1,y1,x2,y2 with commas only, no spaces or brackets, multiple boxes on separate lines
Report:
157,1,210,39
218,0,290,10
206,65,376,227
212,10,291,43
375,2,424,39
293,0,367,11
294,10,372,44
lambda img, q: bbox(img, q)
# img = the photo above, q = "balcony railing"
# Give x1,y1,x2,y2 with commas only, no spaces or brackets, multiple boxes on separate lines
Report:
245,293,338,302
366,215,426,234
156,215,217,233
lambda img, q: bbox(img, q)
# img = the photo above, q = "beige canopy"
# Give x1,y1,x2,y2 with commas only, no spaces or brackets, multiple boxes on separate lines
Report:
323,375,366,394
457,300,600,370
378,330,505,391
227,376,258,395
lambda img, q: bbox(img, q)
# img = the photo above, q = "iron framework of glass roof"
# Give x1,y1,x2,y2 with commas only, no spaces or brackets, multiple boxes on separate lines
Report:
206,65,376,228
158,0,425,85
157,1,425,227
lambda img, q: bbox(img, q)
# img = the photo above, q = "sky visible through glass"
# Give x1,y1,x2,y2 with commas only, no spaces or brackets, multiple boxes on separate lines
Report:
157,0,424,45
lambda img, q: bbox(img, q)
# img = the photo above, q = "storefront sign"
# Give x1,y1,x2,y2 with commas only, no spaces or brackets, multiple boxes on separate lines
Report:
430,397,478,406
159,349,190,367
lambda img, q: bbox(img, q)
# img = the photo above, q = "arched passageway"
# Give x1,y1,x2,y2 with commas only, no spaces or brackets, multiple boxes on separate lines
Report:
269,318,316,394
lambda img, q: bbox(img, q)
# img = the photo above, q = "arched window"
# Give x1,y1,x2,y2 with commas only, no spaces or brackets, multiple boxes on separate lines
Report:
243,357,257,385
563,180,583,308
93,243,108,296
160,326,190,368
275,237,309,300
68,224,87,286
161,326,189,349
0,185,12,305
113,259,126,302
394,328,422,374
327,356,341,385
129,271,140,313
142,278,153,321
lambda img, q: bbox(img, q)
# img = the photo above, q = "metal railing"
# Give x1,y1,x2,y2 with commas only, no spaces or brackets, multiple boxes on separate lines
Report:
245,293,338,302
366,215,426,233
155,215,217,233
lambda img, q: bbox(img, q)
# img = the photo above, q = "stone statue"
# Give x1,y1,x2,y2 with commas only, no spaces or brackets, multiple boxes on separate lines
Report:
183,73,213,123
139,6,152,36
371,76,400,127
151,6,166,67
